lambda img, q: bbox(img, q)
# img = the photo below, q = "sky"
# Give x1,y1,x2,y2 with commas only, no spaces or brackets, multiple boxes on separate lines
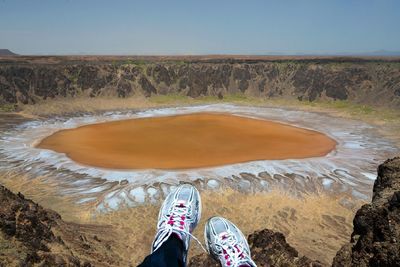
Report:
0,0,399,55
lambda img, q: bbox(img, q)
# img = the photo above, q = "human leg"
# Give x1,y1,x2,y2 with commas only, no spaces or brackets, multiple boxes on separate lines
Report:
137,184,202,267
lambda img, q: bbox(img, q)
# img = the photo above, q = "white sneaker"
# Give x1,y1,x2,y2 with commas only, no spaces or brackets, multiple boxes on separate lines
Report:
151,184,201,263
205,216,257,267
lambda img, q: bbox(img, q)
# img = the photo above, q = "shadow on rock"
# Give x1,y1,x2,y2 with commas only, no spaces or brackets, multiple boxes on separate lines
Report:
333,157,400,267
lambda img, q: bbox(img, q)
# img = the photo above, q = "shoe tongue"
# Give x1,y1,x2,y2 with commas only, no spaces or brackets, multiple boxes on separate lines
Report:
219,231,229,240
176,200,186,207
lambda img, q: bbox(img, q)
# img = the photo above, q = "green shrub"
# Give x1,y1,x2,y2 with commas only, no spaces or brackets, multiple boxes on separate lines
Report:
0,104,16,112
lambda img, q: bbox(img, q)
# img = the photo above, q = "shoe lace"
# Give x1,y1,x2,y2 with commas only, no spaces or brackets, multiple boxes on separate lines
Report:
153,202,207,253
217,233,255,267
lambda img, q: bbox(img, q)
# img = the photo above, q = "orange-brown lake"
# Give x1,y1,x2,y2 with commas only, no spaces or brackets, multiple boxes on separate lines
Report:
37,113,337,170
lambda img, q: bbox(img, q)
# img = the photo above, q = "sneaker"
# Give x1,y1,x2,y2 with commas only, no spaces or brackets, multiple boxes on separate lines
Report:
151,184,201,263
205,216,257,267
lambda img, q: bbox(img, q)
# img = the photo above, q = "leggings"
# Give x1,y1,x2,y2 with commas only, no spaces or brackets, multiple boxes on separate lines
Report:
137,234,186,267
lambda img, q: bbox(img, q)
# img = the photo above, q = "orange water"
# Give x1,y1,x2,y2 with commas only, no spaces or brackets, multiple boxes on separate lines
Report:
38,113,336,170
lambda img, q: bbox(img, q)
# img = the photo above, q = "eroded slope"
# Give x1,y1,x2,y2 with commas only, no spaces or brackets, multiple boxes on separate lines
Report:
1,57,399,108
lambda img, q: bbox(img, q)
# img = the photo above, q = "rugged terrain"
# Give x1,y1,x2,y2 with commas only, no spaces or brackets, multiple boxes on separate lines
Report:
0,185,128,267
332,157,400,266
1,157,399,266
191,158,400,266
1,56,400,109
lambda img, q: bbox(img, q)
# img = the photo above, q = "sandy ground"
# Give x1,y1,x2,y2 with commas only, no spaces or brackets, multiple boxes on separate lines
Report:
38,112,336,170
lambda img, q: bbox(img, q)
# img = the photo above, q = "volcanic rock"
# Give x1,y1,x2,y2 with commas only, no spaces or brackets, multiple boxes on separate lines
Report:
0,185,125,267
332,157,400,266
0,56,399,108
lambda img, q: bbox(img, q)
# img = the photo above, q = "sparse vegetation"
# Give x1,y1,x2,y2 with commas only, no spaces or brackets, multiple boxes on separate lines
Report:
68,69,81,84
148,93,189,104
14,95,400,123
171,60,187,66
0,103,16,112
297,99,399,122
123,59,135,65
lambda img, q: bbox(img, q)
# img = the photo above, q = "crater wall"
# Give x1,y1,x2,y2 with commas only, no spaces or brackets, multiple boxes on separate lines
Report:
1,56,400,108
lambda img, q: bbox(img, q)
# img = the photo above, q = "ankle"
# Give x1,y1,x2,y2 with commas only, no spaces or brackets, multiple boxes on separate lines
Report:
170,232,183,242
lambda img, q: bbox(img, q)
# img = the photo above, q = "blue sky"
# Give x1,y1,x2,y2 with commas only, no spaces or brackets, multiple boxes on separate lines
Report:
0,0,399,55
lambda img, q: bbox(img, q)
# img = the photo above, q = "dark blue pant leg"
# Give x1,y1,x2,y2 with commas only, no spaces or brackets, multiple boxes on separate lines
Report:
137,235,186,267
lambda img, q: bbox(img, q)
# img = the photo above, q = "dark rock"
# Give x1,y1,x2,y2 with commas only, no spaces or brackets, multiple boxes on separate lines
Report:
332,157,400,267
0,83,17,103
233,66,251,92
139,76,156,97
293,67,325,101
78,65,99,90
184,65,209,97
238,79,249,92
0,184,125,266
0,58,399,108
258,78,266,92
248,229,323,267
34,68,60,99
151,64,172,86
292,66,372,101
179,76,189,90
117,80,132,97
233,66,251,81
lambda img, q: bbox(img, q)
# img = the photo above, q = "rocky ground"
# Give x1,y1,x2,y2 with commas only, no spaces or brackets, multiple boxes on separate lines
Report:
0,157,399,266
0,185,128,267
1,56,400,109
332,157,400,266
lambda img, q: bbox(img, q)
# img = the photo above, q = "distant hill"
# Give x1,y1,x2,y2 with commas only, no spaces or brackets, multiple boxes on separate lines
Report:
0,49,18,56
258,50,400,57
359,50,400,56
331,50,400,57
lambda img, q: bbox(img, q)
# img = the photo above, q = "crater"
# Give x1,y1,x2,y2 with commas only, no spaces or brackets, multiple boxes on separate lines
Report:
37,112,337,170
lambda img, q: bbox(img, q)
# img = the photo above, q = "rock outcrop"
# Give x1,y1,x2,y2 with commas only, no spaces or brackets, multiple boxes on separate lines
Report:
0,185,126,267
332,157,400,266
0,56,399,108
